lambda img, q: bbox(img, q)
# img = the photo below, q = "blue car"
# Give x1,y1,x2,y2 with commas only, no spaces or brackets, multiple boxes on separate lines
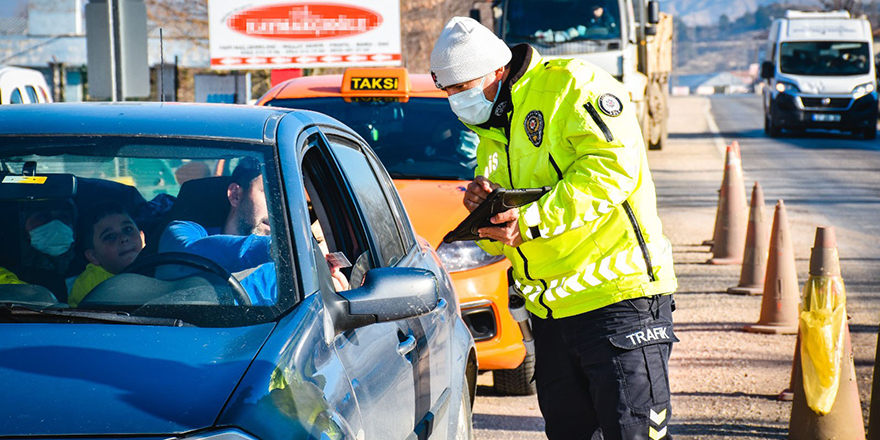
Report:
0,103,477,439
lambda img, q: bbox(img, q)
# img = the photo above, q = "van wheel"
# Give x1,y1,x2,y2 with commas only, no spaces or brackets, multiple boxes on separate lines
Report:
493,353,537,396
765,114,781,138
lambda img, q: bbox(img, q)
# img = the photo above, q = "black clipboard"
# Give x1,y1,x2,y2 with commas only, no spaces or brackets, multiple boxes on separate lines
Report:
442,186,552,243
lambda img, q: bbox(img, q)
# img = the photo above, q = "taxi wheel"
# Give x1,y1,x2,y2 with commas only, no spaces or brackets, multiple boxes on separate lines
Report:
493,353,537,396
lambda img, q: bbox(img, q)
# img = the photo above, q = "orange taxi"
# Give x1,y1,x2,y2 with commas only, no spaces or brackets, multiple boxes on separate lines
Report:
257,68,534,395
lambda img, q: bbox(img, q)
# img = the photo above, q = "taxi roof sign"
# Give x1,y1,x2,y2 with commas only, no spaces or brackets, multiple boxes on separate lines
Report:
341,68,411,98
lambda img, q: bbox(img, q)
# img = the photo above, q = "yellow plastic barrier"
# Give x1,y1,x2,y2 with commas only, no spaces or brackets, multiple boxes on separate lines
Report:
799,275,847,415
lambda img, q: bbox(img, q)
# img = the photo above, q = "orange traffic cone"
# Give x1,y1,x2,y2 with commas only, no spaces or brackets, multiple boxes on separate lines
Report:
728,182,769,295
707,143,747,264
744,200,798,334
703,141,743,248
788,226,864,439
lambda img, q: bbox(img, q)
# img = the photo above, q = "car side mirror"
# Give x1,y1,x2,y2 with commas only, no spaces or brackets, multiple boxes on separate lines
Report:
761,61,774,80
324,267,439,335
647,1,660,24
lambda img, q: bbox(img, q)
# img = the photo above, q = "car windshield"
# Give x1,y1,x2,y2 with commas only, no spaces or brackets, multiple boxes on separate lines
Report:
0,138,293,327
502,0,622,44
779,41,870,76
268,97,478,180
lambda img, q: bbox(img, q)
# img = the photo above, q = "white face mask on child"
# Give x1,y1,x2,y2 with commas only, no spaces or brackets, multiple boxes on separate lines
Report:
29,220,74,257
448,75,501,125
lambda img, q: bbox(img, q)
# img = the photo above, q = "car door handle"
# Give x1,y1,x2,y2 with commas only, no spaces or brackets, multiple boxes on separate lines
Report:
397,334,417,356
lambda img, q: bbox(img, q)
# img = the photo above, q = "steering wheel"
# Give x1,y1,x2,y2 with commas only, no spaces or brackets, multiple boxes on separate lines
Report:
124,252,252,306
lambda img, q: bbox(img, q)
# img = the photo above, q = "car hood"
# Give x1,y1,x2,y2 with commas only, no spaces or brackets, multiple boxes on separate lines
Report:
393,179,470,248
0,322,275,436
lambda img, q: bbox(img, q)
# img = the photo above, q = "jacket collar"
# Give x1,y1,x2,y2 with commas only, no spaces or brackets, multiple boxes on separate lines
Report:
479,44,534,130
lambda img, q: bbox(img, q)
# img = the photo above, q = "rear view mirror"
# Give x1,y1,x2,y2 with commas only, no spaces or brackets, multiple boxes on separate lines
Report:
0,173,76,201
761,61,775,80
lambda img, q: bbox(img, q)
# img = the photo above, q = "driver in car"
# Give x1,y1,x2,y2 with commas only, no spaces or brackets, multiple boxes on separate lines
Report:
158,158,347,304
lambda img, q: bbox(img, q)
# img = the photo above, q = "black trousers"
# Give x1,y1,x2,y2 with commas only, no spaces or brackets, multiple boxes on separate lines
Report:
532,294,676,440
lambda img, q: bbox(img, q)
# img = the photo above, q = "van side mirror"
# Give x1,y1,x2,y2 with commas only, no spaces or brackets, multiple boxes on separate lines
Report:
761,61,774,80
469,8,481,23
647,1,660,24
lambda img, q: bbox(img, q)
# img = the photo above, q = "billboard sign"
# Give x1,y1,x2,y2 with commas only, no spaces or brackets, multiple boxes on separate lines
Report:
209,1,401,70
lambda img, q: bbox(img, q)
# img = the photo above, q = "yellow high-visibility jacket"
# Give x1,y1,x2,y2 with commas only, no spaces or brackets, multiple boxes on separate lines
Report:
466,47,677,319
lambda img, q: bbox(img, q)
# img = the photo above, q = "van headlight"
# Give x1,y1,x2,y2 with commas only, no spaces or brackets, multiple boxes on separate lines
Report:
852,82,876,99
775,81,799,94
436,241,505,273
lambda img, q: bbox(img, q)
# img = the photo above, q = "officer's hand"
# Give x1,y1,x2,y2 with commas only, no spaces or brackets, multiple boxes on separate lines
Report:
464,175,499,212
478,208,523,247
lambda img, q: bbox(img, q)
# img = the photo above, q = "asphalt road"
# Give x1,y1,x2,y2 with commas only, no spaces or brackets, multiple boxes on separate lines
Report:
471,94,880,439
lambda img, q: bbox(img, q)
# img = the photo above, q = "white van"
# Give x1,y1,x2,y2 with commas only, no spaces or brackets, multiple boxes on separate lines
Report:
760,10,877,139
0,66,53,105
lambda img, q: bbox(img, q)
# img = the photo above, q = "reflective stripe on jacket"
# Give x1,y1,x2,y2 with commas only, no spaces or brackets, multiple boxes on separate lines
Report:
467,48,677,319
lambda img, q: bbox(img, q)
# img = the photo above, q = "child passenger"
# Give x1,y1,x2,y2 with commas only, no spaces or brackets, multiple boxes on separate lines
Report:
69,202,145,307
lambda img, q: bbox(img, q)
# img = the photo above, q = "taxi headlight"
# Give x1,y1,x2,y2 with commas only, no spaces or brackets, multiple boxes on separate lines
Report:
852,82,876,99
169,429,258,440
436,241,505,273
775,81,799,94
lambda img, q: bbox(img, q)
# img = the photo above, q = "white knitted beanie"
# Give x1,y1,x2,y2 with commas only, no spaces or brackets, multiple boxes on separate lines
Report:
430,17,512,89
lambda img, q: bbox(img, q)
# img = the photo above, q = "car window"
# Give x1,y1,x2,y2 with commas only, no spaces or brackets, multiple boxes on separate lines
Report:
328,136,406,267
266,97,479,181
300,133,373,289
25,86,38,104
0,139,295,327
10,89,23,104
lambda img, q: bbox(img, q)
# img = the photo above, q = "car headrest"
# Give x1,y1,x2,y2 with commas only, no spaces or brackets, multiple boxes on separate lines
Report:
142,176,233,257
167,176,233,229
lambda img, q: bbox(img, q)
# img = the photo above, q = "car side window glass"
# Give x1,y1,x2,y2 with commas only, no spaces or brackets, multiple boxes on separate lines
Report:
10,89,23,104
25,86,38,103
327,136,405,267
301,134,372,290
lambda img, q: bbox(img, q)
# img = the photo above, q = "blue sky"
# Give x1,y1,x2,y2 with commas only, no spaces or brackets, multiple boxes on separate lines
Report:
0,0,27,17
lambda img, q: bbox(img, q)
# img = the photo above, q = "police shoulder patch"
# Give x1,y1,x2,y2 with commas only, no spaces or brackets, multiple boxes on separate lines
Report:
597,93,623,117
524,110,544,147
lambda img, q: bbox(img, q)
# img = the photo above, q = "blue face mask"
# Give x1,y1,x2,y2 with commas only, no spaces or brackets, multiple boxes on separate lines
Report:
29,219,74,257
448,75,501,125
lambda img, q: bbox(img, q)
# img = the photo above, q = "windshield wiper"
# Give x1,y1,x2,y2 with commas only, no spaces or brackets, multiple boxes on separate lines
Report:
0,303,192,327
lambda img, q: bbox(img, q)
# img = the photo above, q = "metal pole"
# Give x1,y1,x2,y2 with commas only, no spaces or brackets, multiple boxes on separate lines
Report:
160,28,165,102
108,0,123,101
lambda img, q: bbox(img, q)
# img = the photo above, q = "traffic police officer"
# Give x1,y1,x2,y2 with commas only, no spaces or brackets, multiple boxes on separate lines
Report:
430,17,678,440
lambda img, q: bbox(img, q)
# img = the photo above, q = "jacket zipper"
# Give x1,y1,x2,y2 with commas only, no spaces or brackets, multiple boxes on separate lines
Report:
583,102,614,142
516,247,552,319
505,113,552,317
622,200,656,282
548,154,563,180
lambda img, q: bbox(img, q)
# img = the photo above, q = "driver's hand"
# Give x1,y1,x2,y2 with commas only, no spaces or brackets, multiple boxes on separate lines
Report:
464,175,500,212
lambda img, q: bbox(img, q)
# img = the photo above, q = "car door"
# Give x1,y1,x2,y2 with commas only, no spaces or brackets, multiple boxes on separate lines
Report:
322,128,454,438
298,129,419,438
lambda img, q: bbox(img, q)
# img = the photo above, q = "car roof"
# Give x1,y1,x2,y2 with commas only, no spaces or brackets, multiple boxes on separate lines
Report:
260,72,446,102
0,102,294,142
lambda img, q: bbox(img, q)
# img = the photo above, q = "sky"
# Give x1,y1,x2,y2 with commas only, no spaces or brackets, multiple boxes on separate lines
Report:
0,0,27,17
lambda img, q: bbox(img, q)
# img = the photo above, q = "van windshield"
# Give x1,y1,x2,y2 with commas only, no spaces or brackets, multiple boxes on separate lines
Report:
779,41,870,76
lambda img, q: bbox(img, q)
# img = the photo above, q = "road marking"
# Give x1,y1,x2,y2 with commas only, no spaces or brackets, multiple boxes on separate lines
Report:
704,99,727,158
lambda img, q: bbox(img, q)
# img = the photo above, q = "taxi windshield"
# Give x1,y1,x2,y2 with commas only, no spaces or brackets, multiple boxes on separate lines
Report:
268,97,479,181
0,139,293,328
